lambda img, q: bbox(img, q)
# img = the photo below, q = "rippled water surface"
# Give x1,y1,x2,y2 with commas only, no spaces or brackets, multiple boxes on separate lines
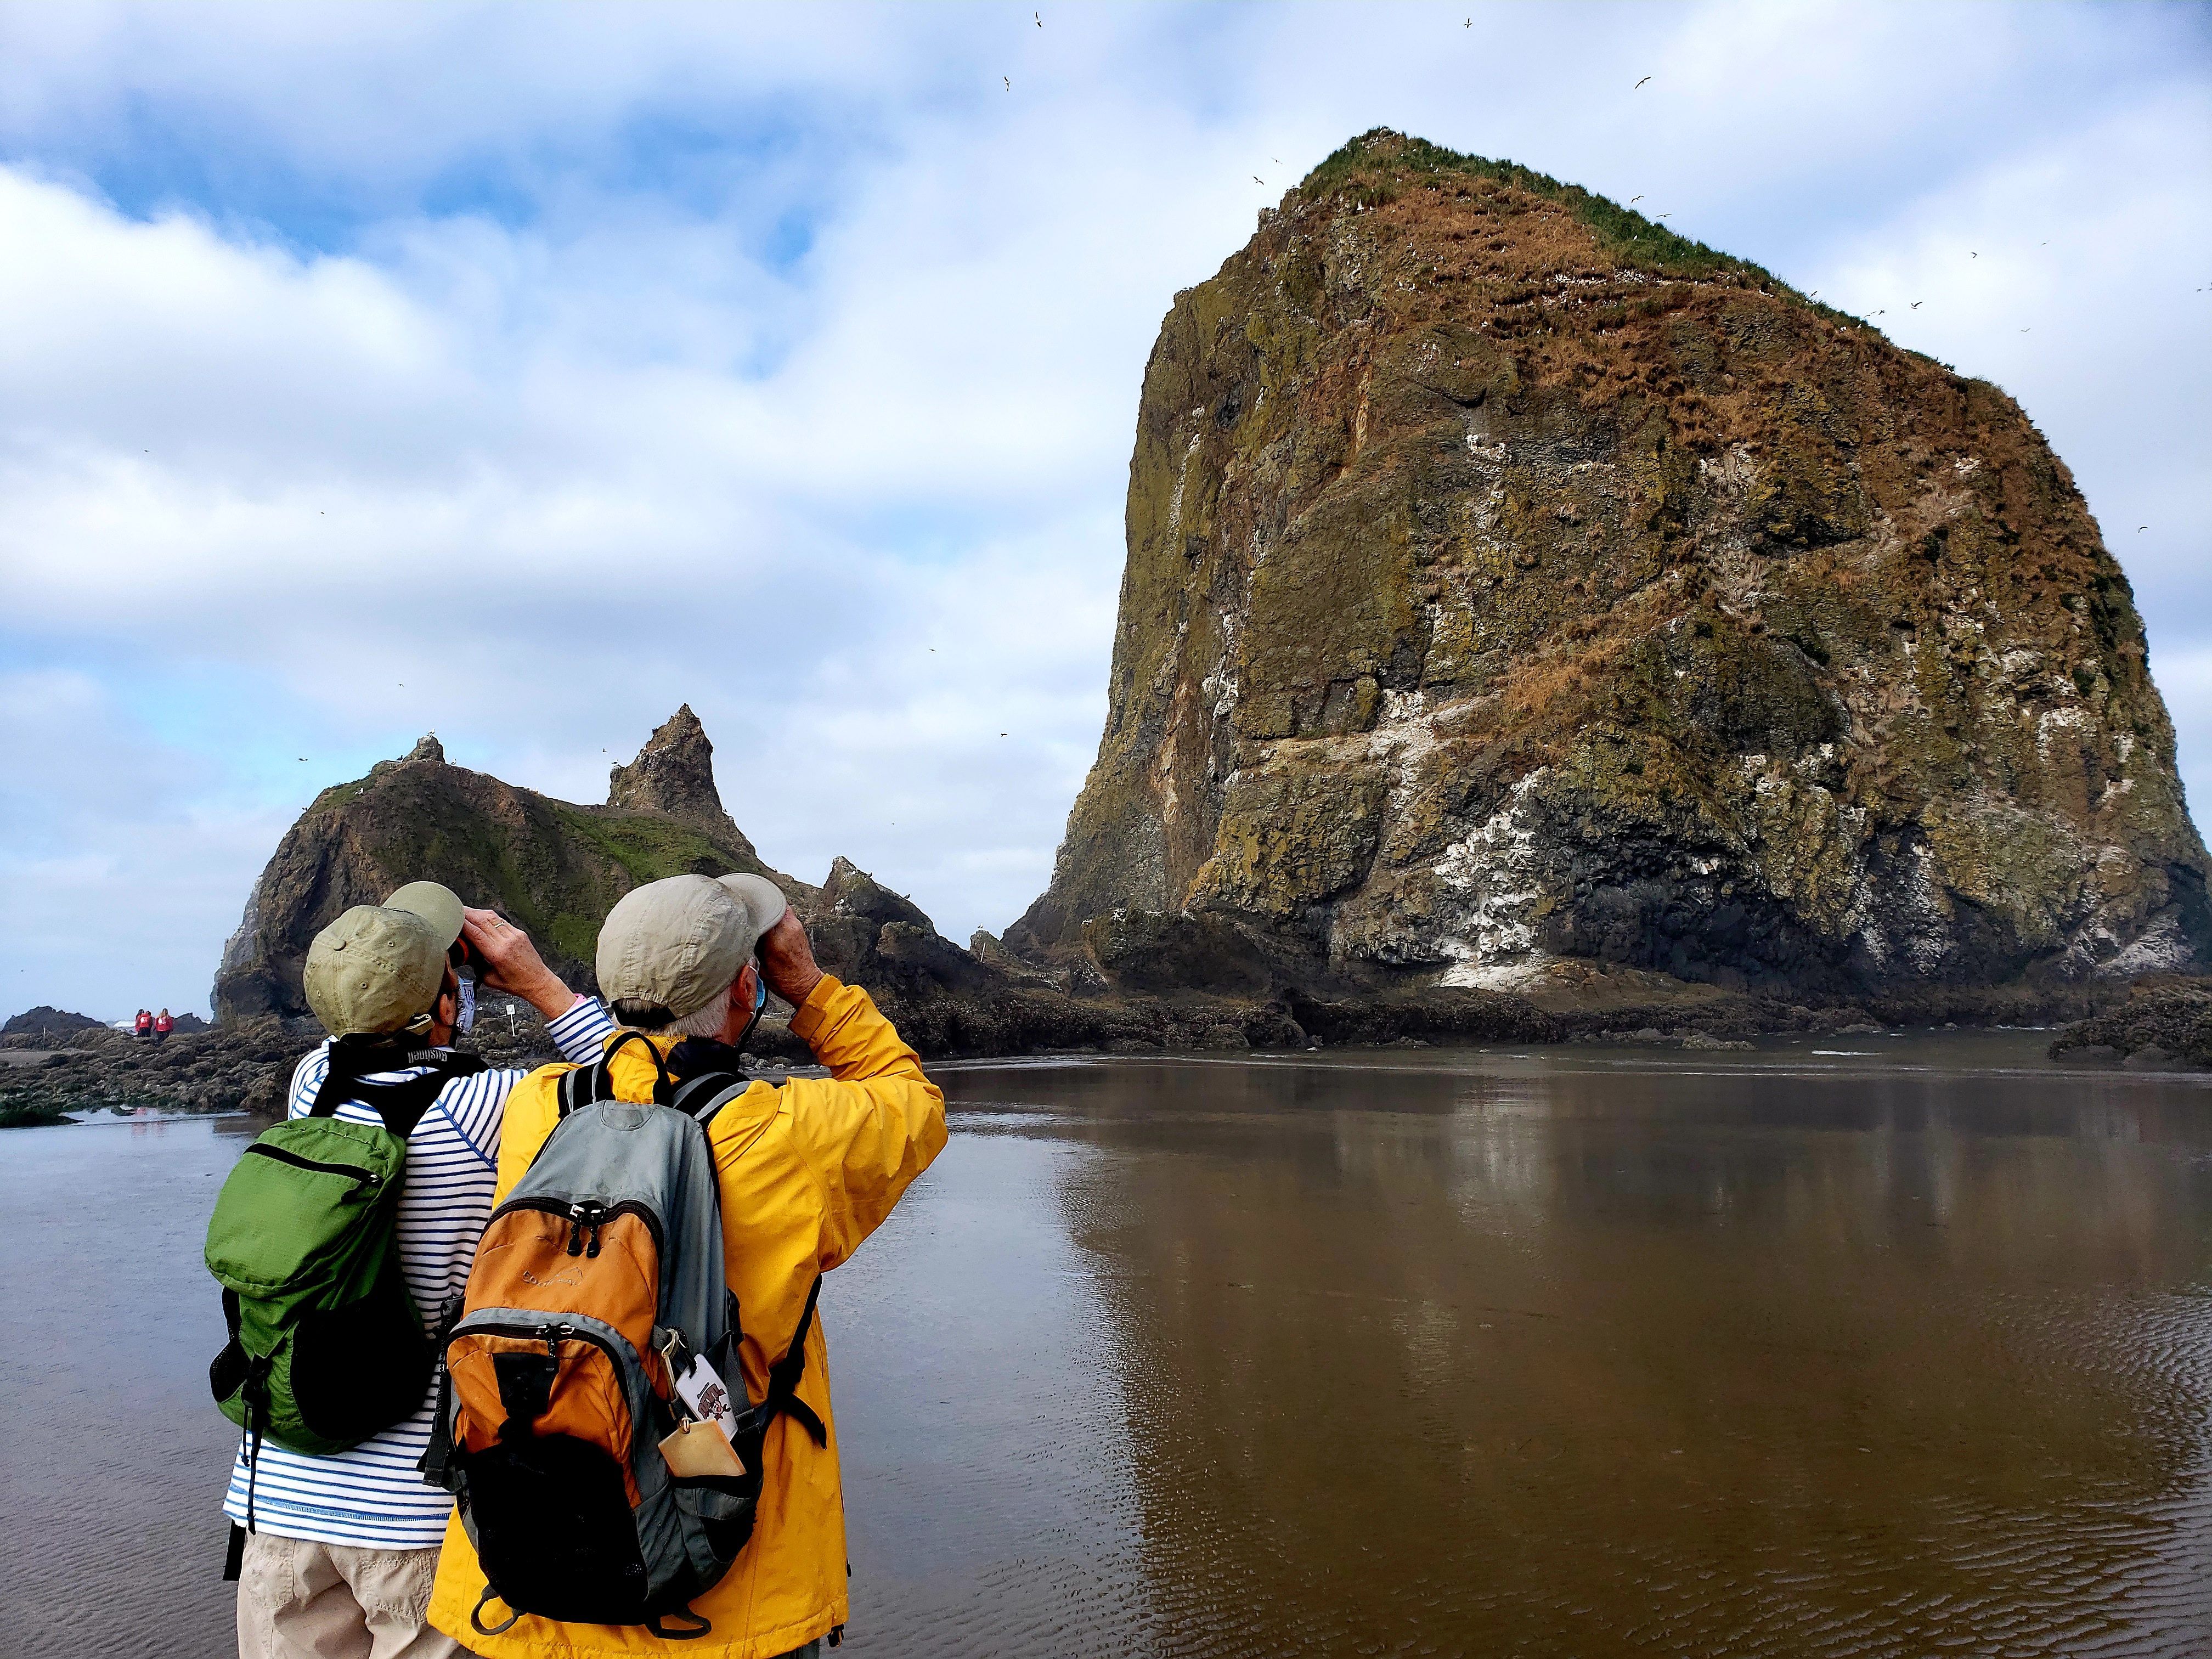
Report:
7,1035,2211,1657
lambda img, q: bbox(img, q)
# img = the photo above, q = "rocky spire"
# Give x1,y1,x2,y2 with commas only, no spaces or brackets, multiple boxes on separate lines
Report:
404,733,444,764
608,706,749,845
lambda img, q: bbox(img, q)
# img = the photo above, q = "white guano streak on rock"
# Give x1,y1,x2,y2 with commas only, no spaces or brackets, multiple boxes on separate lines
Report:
1425,770,1550,987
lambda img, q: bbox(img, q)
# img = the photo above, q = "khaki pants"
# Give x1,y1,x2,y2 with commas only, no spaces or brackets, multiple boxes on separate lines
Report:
236,1531,467,1659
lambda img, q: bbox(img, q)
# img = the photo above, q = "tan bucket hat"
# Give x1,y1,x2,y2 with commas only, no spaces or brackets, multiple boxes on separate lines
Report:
383,880,466,949
303,906,446,1035
596,872,789,1022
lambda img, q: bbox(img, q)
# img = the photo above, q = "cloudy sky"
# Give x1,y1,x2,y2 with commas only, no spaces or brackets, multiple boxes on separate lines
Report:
3,1,2207,1019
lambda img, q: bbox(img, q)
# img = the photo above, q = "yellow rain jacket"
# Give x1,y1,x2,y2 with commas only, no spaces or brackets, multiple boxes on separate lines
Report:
427,975,946,1659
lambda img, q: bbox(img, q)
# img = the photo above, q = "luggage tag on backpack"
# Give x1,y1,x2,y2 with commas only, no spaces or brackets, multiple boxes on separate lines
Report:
658,1329,744,1474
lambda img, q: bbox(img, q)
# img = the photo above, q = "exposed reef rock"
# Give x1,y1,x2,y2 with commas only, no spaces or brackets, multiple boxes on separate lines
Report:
2049,979,2212,1069
1008,130,2208,1002
3,1006,105,1038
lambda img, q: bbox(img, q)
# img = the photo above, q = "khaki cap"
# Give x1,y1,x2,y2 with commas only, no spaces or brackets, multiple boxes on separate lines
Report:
304,906,445,1036
383,881,465,949
596,872,789,1022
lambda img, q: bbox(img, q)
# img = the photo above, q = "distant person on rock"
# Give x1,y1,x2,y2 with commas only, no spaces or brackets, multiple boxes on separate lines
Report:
424,872,946,1659
136,1008,152,1040
153,1007,174,1044
218,881,615,1659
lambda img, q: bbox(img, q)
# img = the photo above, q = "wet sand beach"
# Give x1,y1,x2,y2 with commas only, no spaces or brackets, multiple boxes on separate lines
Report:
6,1032,2209,1657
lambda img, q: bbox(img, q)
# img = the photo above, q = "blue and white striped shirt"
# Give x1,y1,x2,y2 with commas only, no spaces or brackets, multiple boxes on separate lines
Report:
221,996,614,1549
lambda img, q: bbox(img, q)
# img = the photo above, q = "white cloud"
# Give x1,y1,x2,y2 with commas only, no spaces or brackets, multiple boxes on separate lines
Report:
0,1,2207,1014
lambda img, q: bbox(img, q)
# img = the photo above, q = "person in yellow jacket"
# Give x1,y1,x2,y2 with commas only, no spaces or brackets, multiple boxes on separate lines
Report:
427,872,947,1659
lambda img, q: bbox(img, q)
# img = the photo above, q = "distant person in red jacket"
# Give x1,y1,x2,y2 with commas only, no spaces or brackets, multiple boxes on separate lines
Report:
135,1009,153,1040
153,1008,174,1045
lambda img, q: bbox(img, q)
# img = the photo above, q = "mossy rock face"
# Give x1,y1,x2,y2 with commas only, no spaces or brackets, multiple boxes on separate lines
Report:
1008,128,2210,995
214,711,791,1020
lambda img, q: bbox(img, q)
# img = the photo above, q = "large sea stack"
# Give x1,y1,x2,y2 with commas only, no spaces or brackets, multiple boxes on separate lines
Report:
1007,131,2208,1000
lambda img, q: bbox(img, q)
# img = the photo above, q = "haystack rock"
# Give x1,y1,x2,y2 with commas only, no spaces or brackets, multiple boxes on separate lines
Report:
1007,131,2208,1000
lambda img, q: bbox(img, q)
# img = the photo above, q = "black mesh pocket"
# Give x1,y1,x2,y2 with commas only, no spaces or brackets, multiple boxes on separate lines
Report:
209,1338,249,1407
291,1270,431,1444
672,1471,760,1566
472,1434,649,1624
210,1287,248,1408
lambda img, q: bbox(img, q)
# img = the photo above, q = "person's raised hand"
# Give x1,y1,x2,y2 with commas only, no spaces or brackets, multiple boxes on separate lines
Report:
461,908,574,1019
755,910,825,1011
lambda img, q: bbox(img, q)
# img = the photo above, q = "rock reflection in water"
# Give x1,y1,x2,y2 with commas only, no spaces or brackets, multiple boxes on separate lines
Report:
837,1039,2212,1657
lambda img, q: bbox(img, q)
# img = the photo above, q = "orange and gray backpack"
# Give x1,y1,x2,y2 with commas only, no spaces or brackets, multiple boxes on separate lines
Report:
421,1034,825,1640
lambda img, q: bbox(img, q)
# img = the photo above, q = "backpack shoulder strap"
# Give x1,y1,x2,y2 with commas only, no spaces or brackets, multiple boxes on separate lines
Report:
669,1070,764,1126
556,1064,589,1120
742,1274,827,1448
309,1042,487,1139
560,1030,674,1118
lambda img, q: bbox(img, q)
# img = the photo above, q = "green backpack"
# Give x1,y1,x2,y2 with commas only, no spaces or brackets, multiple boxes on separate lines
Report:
206,1039,486,1527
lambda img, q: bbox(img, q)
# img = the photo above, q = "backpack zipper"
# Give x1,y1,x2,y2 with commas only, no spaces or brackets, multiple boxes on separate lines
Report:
453,1318,633,1376
242,1142,383,1188
489,1195,665,1259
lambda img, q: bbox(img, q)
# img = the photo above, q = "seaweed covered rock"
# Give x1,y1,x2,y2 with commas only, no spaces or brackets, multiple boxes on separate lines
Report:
1008,129,2208,1001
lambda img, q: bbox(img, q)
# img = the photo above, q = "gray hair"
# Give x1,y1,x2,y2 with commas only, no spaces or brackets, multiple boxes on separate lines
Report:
610,975,737,1039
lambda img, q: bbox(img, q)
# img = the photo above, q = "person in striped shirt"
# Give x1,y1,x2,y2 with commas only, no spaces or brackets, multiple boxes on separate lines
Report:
224,883,613,1659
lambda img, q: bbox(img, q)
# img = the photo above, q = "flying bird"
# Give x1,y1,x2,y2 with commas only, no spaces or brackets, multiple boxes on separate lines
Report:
1910,301,1922,309
1630,194,1643,202
1035,9,1041,22
1970,251,1977,258
1255,176,1265,185
1003,76,1010,91
2139,526,2149,532
1874,309,1886,315
1635,76,1651,88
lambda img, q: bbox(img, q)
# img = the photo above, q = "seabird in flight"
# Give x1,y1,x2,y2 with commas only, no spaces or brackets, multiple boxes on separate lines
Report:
1635,76,1651,88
